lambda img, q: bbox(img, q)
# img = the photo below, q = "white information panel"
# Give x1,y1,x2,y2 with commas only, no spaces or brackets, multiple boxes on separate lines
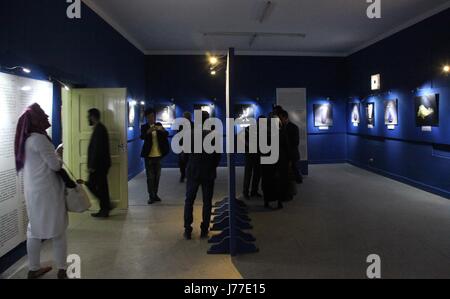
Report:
276,88,308,161
0,72,53,258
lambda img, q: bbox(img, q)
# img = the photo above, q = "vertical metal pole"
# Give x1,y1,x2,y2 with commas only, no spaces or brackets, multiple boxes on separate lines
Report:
226,48,237,256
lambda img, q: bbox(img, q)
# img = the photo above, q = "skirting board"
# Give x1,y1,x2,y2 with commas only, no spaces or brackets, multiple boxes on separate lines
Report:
347,160,450,200
0,242,27,275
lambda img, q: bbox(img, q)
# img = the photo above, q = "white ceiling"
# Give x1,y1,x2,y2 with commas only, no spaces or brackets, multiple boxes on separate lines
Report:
83,0,450,56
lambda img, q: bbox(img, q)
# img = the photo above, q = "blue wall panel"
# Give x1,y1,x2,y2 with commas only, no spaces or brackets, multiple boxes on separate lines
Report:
147,55,349,167
0,0,147,181
346,8,450,197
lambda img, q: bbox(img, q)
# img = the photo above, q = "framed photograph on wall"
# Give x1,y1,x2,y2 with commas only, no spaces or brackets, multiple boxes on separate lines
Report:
350,103,360,125
366,102,375,127
384,99,398,126
139,104,146,125
234,104,255,127
313,103,333,127
155,104,176,129
415,94,439,127
128,102,136,127
371,74,381,90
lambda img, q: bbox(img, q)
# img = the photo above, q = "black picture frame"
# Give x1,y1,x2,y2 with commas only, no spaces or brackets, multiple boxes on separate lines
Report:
415,94,439,127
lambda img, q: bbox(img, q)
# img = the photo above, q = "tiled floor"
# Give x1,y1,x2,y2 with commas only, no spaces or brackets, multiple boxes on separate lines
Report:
5,164,450,279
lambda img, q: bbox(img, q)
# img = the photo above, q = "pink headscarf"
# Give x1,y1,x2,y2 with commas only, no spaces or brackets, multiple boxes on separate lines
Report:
14,103,51,172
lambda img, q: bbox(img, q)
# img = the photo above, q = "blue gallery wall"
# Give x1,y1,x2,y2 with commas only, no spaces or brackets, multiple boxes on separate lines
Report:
147,55,348,167
0,0,147,181
346,8,450,197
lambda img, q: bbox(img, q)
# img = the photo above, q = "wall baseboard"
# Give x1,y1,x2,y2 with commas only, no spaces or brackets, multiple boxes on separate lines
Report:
347,160,450,200
309,159,347,165
0,241,26,275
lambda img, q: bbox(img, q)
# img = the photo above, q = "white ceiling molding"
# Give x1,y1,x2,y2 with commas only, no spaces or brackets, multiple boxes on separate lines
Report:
81,0,146,54
348,1,450,55
145,50,347,57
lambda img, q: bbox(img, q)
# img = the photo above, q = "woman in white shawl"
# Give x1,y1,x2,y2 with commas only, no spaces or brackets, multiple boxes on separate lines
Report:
14,103,68,279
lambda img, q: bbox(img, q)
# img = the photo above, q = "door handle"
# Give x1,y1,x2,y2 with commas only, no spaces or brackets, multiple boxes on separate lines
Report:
118,143,128,152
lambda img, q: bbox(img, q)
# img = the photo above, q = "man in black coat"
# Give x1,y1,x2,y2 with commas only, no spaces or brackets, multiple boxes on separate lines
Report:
183,111,221,240
260,113,285,210
178,111,193,183
87,108,112,218
243,121,262,199
140,108,170,204
279,110,303,185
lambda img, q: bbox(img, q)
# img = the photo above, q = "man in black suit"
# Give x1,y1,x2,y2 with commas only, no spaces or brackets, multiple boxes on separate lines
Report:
260,113,284,210
86,108,112,218
178,111,192,183
140,108,170,204
243,121,262,199
183,111,221,240
279,110,302,200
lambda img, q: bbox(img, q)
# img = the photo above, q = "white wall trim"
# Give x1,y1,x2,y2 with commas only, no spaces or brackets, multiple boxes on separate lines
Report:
348,1,450,55
81,0,146,54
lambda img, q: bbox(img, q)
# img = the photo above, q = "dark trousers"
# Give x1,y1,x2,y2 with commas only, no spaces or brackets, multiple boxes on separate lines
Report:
144,157,162,200
243,154,261,195
277,159,290,202
184,178,215,233
87,170,110,213
291,160,303,183
178,153,188,180
261,164,278,205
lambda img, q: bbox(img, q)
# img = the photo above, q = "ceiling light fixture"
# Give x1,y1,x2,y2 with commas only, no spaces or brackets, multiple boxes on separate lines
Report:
204,32,306,38
50,77,71,91
210,70,217,76
3,66,32,74
209,56,218,65
443,65,450,73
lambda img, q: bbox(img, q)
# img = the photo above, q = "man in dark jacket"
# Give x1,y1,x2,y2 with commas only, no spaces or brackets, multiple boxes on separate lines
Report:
183,111,221,240
178,111,192,183
87,108,112,218
243,121,262,199
279,110,303,185
140,108,170,204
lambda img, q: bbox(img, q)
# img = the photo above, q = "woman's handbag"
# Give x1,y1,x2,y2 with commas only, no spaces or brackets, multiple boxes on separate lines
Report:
63,164,91,213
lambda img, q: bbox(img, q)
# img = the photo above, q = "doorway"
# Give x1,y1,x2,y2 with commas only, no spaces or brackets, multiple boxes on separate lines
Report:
62,88,129,209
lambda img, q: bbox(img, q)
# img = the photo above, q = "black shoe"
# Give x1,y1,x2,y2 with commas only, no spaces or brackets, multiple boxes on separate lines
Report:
243,193,250,200
108,202,117,211
154,196,162,202
251,192,263,198
57,269,68,279
147,199,155,205
184,231,192,240
91,212,109,218
277,202,284,210
27,267,52,279
264,203,271,210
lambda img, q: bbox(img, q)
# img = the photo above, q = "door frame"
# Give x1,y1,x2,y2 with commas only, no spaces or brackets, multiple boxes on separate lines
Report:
62,88,128,209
